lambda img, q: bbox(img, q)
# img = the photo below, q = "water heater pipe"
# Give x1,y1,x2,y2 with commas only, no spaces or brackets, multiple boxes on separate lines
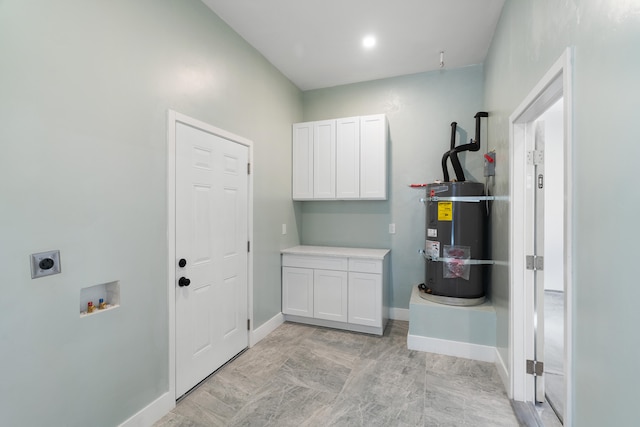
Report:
440,122,457,182
441,112,488,182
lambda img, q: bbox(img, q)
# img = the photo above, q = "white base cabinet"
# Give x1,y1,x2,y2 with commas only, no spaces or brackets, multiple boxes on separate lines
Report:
314,269,348,322
282,246,390,335
282,267,313,317
348,272,381,327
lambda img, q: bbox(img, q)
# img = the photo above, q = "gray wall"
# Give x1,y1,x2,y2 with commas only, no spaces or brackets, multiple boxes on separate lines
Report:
301,66,485,310
0,1,301,426
484,1,640,425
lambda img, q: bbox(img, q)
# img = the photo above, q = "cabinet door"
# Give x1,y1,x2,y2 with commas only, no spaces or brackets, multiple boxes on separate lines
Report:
336,117,360,199
282,267,314,317
313,120,336,199
314,269,348,322
292,122,314,200
360,114,387,200
348,272,382,327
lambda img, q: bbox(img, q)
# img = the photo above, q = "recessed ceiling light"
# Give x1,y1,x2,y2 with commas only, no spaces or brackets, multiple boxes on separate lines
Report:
362,35,376,49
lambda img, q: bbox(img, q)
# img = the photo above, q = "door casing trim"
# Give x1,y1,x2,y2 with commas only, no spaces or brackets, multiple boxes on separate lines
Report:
167,110,254,402
509,47,573,425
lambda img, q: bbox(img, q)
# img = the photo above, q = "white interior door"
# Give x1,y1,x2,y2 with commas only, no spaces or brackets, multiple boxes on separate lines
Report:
175,122,249,397
532,121,546,403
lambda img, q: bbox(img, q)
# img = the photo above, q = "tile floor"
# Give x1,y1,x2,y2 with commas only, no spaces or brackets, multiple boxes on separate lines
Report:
154,320,521,426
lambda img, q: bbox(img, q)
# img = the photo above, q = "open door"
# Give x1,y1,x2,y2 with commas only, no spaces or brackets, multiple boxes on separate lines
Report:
531,120,546,403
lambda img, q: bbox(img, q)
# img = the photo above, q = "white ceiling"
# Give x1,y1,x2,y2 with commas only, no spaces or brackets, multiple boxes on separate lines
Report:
201,0,505,91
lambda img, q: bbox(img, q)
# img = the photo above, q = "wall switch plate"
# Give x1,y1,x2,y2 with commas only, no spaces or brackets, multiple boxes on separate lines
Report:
282,224,287,235
389,223,396,234
31,250,61,279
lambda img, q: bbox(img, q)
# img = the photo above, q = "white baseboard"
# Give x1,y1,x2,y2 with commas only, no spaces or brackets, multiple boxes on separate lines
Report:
250,312,284,347
119,391,174,427
495,347,510,397
390,307,409,321
251,309,410,343
407,334,496,363
284,314,384,336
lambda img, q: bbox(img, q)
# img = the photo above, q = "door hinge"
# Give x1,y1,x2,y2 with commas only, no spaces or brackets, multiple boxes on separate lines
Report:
247,163,251,175
247,319,251,331
526,255,544,271
527,150,544,166
247,241,250,253
526,359,544,376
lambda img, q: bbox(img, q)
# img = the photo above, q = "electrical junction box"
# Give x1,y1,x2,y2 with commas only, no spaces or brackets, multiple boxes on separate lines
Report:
30,250,61,279
484,151,496,177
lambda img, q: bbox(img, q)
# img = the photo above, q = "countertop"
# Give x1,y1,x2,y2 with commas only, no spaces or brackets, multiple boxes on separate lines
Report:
281,245,390,260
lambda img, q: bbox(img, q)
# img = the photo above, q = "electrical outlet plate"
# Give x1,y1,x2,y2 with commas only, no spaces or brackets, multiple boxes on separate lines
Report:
30,250,61,279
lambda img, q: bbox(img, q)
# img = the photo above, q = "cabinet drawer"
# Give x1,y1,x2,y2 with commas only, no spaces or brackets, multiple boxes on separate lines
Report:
282,254,348,271
348,258,382,274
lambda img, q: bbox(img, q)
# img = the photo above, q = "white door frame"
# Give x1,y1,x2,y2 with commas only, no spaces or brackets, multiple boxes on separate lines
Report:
509,48,573,424
167,110,254,401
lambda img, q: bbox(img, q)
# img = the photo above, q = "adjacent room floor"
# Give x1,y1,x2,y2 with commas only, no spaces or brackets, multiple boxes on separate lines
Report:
544,290,565,423
154,320,520,426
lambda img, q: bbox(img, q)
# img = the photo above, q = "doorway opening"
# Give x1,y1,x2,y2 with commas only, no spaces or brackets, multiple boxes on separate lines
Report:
509,48,573,426
537,98,565,422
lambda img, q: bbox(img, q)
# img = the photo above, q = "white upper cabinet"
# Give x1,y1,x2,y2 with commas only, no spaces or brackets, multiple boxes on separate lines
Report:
336,117,361,199
359,114,387,200
292,114,387,200
292,122,314,199
313,120,336,199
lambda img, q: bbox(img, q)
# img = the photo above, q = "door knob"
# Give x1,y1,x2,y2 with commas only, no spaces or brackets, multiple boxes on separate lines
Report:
178,258,187,268
178,277,191,287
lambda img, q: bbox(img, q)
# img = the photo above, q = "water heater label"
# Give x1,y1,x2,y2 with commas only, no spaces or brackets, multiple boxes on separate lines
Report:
426,240,440,259
438,201,453,221
427,228,438,237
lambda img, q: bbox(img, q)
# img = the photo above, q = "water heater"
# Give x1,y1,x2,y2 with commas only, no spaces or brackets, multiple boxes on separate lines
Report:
422,181,487,306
